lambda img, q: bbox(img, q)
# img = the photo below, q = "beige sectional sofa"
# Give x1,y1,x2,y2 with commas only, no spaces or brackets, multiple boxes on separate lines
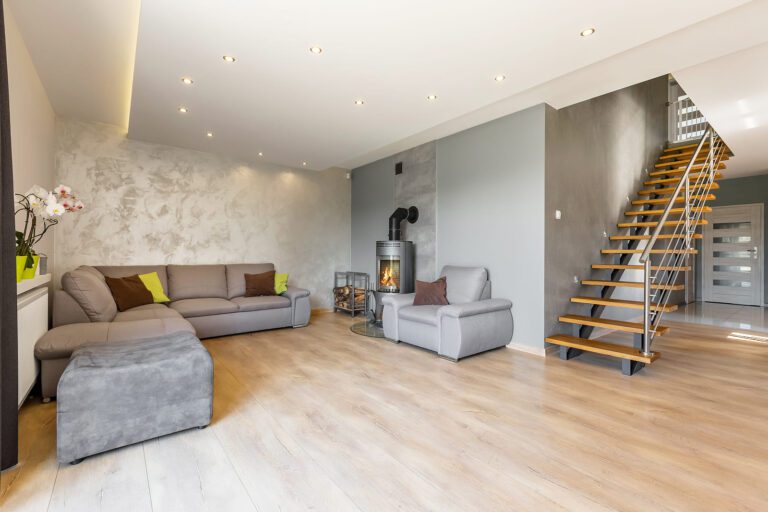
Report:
36,263,310,399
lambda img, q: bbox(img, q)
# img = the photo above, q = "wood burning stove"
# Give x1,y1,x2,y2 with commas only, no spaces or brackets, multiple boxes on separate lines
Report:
376,241,414,293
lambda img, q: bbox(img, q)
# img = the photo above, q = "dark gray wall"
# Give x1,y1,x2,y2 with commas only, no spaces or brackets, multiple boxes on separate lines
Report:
544,76,669,336
351,142,436,282
695,173,768,303
438,105,547,352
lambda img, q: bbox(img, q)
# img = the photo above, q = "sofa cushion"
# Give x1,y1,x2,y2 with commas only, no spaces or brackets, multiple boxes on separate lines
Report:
114,303,184,322
96,265,169,292
104,275,154,312
440,266,488,305
34,318,195,360
398,305,442,326
61,267,117,322
168,265,227,300
231,295,291,312
226,263,275,298
169,298,238,318
245,271,277,297
413,277,449,306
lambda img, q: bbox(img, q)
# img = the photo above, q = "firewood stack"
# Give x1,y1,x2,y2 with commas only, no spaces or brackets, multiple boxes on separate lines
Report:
333,286,366,310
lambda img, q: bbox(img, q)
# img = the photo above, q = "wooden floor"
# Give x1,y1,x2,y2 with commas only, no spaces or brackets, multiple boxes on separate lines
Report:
2,312,768,511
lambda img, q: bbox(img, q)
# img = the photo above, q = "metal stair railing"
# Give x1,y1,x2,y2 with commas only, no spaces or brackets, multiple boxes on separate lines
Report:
638,126,726,356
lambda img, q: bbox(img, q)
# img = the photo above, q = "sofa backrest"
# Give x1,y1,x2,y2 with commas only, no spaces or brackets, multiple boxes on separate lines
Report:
167,264,227,300
61,265,118,322
439,266,488,304
95,265,169,292
225,263,275,298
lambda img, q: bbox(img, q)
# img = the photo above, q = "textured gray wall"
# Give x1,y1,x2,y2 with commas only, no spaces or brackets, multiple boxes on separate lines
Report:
351,142,437,283
54,119,351,309
437,105,547,353
544,76,668,336
695,173,768,302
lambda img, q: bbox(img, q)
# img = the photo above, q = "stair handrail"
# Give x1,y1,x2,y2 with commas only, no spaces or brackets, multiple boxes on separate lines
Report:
638,126,714,356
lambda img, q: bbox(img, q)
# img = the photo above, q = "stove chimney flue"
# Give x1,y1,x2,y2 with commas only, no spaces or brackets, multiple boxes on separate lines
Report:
388,206,419,241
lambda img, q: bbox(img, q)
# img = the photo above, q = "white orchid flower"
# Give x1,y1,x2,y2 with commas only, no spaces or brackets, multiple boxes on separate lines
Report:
45,201,66,216
53,184,72,197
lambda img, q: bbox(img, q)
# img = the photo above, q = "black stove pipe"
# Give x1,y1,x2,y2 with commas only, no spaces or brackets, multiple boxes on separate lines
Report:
388,206,419,241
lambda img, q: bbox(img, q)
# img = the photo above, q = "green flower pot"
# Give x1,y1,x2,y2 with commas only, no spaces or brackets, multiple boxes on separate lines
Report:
21,255,39,280
15,256,26,283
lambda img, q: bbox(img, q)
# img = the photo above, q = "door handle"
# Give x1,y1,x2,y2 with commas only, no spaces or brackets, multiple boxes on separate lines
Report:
748,246,758,259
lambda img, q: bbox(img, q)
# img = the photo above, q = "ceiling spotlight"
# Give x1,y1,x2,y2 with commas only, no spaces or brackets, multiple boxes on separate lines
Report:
222,55,236,63
206,131,214,138
309,46,323,54
258,152,263,157
354,99,365,106
494,75,506,82
177,106,188,113
181,77,194,85
302,161,307,166
580,28,596,37
426,94,438,101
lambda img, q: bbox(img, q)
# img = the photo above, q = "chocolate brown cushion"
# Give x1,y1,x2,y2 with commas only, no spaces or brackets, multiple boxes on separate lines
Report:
413,277,449,306
244,270,276,297
104,275,154,312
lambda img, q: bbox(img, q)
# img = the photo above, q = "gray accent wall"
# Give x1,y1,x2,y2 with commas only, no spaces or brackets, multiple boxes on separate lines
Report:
438,105,547,353
55,119,351,309
351,142,437,283
695,173,768,302
544,76,668,336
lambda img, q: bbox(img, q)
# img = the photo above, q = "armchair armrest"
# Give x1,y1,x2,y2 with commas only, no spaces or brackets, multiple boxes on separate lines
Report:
281,286,311,327
380,293,415,313
438,298,512,319
381,293,415,341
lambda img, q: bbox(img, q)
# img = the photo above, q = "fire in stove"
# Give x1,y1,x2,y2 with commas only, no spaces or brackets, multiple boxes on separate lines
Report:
379,259,400,290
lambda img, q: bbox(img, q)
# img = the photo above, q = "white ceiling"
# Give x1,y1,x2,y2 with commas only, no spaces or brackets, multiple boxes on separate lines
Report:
675,42,768,179
6,0,140,128
7,0,768,173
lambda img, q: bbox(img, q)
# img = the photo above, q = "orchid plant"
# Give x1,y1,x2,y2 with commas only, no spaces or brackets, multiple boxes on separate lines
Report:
15,184,84,269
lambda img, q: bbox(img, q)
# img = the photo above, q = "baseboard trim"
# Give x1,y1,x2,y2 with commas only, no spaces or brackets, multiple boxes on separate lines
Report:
507,343,546,358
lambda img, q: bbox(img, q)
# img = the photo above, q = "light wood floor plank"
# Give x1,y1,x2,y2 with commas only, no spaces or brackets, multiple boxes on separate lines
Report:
2,313,767,511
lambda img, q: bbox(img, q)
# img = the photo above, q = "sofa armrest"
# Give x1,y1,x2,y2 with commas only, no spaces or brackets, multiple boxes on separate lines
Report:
282,286,311,327
438,298,512,319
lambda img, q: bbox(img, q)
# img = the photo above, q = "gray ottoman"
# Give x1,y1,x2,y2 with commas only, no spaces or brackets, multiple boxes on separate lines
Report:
57,331,213,464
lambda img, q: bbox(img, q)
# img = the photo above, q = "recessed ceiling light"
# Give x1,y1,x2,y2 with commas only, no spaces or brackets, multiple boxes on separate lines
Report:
580,27,596,37
494,75,506,82
354,99,365,106
177,106,188,113
426,94,438,101
181,77,194,85
258,152,263,157
309,46,323,54
302,161,307,166
222,55,236,63
206,131,214,138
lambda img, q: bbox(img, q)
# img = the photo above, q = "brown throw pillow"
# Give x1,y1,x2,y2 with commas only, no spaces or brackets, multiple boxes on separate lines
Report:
413,277,449,306
104,274,154,312
244,270,276,297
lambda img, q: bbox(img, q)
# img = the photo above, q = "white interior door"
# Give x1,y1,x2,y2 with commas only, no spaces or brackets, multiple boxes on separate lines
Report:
703,204,764,306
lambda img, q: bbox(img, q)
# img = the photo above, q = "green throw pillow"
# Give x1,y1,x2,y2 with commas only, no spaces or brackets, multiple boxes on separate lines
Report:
275,273,289,294
139,272,171,303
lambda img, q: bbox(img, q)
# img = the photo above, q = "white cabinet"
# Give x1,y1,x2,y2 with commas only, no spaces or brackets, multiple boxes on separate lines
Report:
17,275,50,407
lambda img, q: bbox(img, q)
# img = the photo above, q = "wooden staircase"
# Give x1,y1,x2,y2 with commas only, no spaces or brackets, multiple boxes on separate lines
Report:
546,134,731,375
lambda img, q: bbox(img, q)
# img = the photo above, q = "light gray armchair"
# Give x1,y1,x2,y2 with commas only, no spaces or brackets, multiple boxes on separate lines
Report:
382,266,513,361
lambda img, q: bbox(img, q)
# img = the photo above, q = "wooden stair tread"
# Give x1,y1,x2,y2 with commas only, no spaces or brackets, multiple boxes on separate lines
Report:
650,162,725,175
662,141,712,153
624,206,711,217
559,314,669,336
602,248,697,255
632,195,714,206
582,279,684,291
610,233,702,241
546,335,660,364
658,148,721,160
638,182,719,195
592,264,691,271
571,296,678,312
644,172,722,186
617,219,707,228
